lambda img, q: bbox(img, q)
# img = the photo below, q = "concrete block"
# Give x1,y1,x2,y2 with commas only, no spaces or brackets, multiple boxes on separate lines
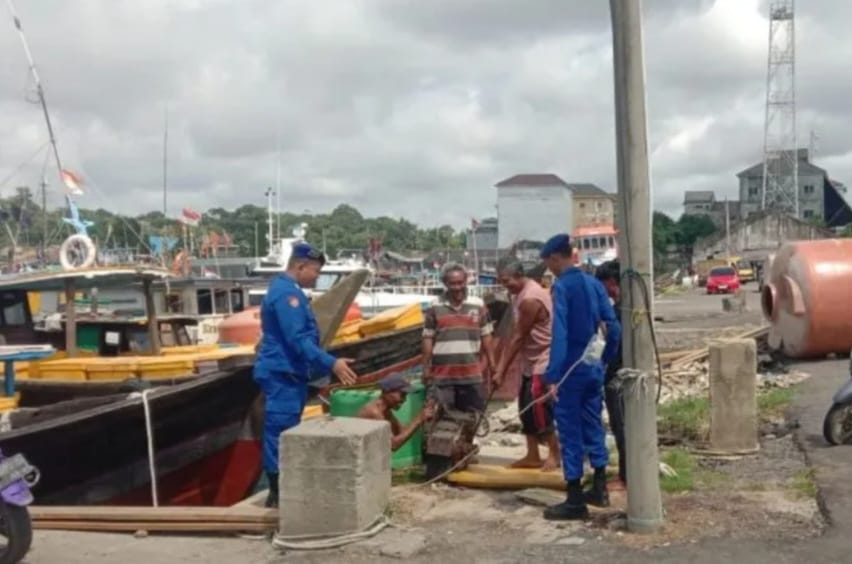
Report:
708,338,758,454
278,415,391,538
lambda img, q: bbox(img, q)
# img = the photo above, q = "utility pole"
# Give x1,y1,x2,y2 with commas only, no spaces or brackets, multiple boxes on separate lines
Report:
725,197,731,260
163,105,168,216
609,0,663,534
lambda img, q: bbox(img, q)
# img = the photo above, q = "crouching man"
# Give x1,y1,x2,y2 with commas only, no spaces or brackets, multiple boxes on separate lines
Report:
356,374,436,451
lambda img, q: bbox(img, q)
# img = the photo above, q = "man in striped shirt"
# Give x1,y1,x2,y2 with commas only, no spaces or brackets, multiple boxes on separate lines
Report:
422,263,496,412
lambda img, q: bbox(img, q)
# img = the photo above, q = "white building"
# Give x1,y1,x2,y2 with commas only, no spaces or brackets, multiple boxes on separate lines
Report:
495,173,574,249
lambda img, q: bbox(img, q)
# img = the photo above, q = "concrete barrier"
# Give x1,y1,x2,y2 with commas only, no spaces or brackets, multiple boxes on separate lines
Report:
708,338,758,454
278,415,391,538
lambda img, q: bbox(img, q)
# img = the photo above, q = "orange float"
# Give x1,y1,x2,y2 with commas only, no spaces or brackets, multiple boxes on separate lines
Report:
762,239,852,358
218,303,362,345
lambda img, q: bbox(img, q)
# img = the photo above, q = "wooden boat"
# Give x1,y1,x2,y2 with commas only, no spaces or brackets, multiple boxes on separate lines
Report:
0,266,369,506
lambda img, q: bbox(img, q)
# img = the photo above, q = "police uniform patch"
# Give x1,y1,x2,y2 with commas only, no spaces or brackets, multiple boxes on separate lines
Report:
288,296,300,308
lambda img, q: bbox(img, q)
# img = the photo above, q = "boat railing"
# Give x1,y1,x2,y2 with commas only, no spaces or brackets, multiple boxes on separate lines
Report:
360,284,501,298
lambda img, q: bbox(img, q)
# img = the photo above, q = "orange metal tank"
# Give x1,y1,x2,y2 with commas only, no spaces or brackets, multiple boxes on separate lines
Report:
217,303,363,345
762,239,852,358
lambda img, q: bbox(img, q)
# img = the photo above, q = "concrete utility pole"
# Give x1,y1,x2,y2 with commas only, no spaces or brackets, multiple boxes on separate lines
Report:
609,0,663,534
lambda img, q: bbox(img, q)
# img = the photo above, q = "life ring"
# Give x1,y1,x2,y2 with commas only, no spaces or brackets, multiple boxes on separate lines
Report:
59,234,97,270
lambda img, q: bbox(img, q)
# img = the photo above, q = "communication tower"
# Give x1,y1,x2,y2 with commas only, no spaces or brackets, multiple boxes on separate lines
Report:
761,0,798,215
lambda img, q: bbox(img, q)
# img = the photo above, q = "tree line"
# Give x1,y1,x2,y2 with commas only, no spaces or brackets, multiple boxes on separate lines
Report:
0,188,467,258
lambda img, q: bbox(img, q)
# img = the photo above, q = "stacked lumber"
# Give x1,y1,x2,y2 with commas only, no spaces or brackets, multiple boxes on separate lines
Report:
665,325,769,369
30,506,277,534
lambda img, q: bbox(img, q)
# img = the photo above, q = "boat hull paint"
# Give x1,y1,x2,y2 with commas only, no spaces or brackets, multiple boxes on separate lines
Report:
0,365,260,505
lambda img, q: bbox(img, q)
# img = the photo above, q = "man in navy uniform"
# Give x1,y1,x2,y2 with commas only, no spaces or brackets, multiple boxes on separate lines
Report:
254,242,358,508
539,234,621,520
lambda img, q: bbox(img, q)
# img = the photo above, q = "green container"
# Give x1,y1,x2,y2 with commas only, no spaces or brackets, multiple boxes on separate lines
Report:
329,380,425,469
77,326,101,352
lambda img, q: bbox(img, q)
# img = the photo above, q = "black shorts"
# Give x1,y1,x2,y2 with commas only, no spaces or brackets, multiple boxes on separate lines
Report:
431,383,485,412
518,374,554,436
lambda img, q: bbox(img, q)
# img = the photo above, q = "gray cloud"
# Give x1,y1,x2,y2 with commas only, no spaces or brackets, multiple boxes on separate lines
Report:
0,0,850,233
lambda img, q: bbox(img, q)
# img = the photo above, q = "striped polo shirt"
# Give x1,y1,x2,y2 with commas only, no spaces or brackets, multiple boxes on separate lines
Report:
423,296,493,385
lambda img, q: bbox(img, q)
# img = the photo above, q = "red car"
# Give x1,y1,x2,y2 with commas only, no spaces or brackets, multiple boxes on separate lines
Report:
706,266,740,294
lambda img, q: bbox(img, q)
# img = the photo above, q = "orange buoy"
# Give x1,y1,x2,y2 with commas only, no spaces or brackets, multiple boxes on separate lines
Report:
217,303,363,345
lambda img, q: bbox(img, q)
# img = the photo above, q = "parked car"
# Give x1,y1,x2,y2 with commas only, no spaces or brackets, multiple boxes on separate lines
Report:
706,266,740,295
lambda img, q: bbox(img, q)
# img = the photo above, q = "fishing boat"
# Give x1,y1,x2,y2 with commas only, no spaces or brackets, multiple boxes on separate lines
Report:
0,266,369,506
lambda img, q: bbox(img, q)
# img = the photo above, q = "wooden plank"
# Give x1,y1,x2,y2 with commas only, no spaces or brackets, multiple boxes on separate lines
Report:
515,488,566,507
29,505,276,524
33,520,273,533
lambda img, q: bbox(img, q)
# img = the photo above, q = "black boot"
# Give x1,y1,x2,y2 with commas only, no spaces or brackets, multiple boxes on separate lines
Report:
544,479,588,521
264,472,279,508
584,466,610,507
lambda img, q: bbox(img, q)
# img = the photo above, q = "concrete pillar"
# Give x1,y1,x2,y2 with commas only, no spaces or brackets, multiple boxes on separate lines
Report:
708,338,758,454
278,416,391,538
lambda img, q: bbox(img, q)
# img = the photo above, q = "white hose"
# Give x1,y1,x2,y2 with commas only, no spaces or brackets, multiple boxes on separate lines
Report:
272,515,389,551
141,389,159,507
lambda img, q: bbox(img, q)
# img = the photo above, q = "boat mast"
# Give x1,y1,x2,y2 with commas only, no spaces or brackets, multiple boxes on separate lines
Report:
8,0,64,196
265,187,274,255
275,131,281,241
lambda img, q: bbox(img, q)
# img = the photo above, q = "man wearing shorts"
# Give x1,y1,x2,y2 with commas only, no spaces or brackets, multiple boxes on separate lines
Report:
494,259,560,471
422,263,495,413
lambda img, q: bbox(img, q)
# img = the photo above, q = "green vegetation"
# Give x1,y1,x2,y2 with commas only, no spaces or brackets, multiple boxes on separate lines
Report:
659,448,726,493
758,387,795,419
653,211,719,266
658,388,797,445
1,187,467,258
789,468,817,500
658,396,710,443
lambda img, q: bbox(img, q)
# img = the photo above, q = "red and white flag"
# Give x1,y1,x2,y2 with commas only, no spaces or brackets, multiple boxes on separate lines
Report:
471,217,480,230
179,207,202,226
61,169,84,195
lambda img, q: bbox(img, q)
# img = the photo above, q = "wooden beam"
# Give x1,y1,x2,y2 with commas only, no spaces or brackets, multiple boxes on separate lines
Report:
143,278,161,356
29,505,276,524
33,520,273,533
64,278,77,357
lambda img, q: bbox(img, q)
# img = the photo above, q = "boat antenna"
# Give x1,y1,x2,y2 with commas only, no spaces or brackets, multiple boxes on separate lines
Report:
7,0,78,226
7,0,60,175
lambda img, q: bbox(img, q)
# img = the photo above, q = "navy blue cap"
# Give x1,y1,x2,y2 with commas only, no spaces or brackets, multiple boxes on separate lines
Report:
291,242,326,265
378,374,413,393
540,234,572,259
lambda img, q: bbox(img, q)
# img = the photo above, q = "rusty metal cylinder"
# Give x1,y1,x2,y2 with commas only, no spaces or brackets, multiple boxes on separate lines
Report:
762,239,852,358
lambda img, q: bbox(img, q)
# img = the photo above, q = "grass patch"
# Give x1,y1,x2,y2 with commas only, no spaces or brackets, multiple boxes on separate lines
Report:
658,387,795,445
658,397,710,443
660,448,696,493
758,387,795,420
789,468,817,500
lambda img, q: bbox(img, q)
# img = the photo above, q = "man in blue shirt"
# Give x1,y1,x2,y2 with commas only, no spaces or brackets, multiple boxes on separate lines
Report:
539,234,621,521
254,242,358,508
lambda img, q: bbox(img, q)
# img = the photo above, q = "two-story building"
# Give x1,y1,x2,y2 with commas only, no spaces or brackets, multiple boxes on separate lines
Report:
683,191,741,228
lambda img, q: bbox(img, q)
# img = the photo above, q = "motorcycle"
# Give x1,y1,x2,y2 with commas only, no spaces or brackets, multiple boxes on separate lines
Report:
0,450,38,564
823,351,852,446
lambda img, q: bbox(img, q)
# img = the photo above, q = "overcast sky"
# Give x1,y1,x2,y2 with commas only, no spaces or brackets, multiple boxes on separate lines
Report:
1,0,850,229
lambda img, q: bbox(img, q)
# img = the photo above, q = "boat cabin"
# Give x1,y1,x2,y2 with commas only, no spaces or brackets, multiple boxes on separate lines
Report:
573,226,618,267
0,267,175,357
